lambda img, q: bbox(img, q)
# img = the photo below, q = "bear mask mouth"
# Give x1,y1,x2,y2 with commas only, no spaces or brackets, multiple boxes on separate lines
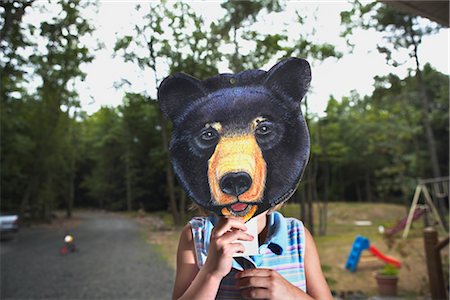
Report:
220,202,258,221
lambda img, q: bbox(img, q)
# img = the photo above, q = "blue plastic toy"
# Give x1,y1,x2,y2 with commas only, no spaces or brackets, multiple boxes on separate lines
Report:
345,235,370,272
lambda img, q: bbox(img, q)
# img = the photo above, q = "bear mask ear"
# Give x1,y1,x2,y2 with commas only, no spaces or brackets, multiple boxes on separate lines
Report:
158,73,206,121
264,57,311,104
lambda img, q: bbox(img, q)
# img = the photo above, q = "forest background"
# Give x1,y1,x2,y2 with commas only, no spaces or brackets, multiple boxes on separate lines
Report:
1,0,448,235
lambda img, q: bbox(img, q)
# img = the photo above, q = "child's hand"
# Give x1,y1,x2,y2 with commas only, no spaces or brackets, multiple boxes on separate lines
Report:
203,217,254,279
235,268,312,299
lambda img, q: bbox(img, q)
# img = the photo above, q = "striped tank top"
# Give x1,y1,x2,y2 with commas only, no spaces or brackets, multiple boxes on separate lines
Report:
189,211,306,299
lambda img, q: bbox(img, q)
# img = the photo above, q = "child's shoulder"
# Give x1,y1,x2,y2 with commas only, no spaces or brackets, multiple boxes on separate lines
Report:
189,216,209,227
188,215,214,239
274,212,305,238
275,212,304,228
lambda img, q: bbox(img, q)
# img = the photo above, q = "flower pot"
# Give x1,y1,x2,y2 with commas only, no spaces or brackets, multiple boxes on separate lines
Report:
375,274,398,296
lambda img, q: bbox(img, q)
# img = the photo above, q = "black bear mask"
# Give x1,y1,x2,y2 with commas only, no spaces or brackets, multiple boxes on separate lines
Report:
158,57,311,221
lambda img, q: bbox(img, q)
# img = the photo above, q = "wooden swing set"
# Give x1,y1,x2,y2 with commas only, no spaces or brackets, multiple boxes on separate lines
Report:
402,176,449,238
402,177,449,299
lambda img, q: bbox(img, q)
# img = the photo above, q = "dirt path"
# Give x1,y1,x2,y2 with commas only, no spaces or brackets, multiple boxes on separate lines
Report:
1,211,174,300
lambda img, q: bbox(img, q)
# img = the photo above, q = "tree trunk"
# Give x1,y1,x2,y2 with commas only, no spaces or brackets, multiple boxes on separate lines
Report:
302,97,314,234
159,112,181,225
66,113,76,218
320,202,328,236
148,38,182,225
300,188,306,226
99,195,104,210
67,156,74,218
339,167,344,199
125,144,132,211
42,177,52,222
307,189,314,236
412,42,441,178
306,166,314,236
179,189,187,222
365,171,372,202
321,158,330,236
311,156,324,235
356,184,362,202
20,174,38,218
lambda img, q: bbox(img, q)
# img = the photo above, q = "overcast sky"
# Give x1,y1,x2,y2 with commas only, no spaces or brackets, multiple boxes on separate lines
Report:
46,1,448,117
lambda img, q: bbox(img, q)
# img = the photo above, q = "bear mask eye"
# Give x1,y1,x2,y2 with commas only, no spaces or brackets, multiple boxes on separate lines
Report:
255,121,273,137
198,128,219,148
201,129,218,141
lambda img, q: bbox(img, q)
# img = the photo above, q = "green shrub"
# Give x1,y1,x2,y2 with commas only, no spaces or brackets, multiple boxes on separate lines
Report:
378,264,399,276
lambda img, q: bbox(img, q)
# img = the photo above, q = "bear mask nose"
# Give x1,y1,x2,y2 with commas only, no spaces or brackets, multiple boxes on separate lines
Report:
219,172,252,197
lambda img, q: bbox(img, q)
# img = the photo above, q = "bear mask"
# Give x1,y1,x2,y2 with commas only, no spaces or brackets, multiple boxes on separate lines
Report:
158,57,311,221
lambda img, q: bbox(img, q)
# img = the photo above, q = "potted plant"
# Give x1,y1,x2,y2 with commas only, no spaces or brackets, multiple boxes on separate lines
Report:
375,264,399,296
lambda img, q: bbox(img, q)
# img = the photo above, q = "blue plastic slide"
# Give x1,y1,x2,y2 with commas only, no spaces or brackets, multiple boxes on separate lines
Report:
345,235,370,272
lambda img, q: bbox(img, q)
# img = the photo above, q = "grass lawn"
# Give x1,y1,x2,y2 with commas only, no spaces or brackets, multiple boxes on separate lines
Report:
138,202,449,298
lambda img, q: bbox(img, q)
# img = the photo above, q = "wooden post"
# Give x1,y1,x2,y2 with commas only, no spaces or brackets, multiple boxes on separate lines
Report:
404,181,448,238
423,227,448,300
422,185,447,232
403,185,421,238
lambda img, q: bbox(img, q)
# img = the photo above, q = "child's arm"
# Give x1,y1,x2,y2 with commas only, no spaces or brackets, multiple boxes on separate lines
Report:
303,227,333,299
172,218,254,300
235,227,333,299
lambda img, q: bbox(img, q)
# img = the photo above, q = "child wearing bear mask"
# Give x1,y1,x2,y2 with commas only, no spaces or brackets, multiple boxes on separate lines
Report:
158,58,333,299
172,210,333,299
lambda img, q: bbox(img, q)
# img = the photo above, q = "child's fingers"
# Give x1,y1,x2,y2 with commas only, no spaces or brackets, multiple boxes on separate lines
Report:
228,242,245,255
220,230,254,244
235,268,274,278
213,217,247,237
235,276,269,289
240,287,270,299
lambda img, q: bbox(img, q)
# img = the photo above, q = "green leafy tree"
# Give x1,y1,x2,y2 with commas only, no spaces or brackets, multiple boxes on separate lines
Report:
81,107,125,210
1,0,36,213
1,0,95,220
369,65,449,191
24,0,94,220
0,0,34,100
119,93,166,211
316,64,448,207
215,1,342,73
114,1,222,224
212,1,284,72
341,1,443,178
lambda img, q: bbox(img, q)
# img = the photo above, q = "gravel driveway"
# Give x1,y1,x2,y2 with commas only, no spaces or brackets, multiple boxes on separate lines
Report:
1,211,174,300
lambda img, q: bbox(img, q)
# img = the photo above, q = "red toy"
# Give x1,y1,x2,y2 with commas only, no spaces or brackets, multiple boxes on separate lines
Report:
368,244,401,268
59,234,77,255
345,235,401,272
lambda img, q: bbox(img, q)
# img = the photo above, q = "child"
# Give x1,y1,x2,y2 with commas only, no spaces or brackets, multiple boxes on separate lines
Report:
172,209,333,299
158,57,333,299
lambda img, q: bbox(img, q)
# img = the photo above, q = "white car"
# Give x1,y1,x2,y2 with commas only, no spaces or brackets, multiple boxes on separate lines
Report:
0,214,19,238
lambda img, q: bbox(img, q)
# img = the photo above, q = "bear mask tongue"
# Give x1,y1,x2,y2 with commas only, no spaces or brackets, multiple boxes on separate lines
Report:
231,203,248,212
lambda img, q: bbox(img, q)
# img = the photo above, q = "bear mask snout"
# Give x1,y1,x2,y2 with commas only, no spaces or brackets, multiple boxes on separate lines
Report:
219,172,252,197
